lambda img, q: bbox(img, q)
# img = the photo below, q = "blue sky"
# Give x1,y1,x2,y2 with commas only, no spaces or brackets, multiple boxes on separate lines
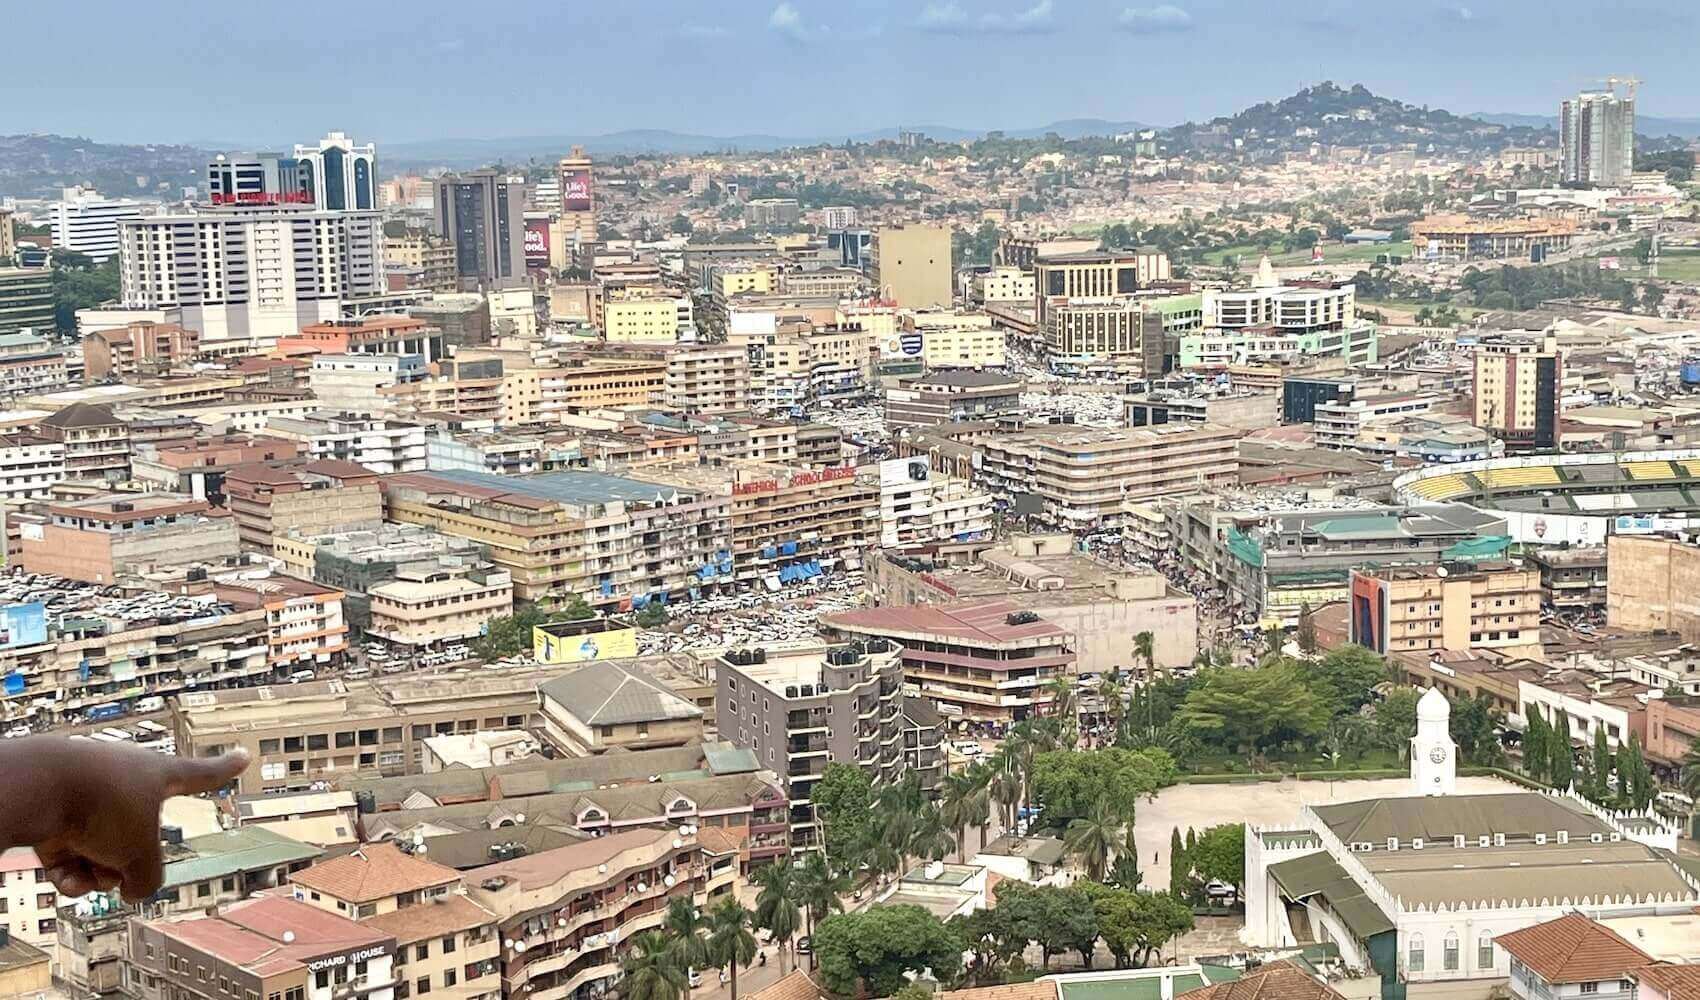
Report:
8,0,1694,145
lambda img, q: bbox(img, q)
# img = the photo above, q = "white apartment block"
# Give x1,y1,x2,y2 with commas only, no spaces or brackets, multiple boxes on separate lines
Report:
0,435,65,503
48,186,145,262
266,412,428,474
878,456,994,547
118,207,384,341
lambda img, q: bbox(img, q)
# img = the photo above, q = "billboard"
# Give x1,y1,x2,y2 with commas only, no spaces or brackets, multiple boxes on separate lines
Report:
524,217,551,269
0,602,46,652
532,621,638,664
561,169,592,212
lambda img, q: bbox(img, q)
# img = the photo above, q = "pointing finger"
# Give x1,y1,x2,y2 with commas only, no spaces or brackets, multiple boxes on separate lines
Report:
120,845,165,903
164,749,250,798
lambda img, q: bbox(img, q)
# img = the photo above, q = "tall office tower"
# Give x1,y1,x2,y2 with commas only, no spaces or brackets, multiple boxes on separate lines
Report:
293,131,377,211
206,151,316,206
206,132,377,210
46,186,145,262
557,146,596,245
0,208,15,265
868,224,953,308
1560,80,1636,186
118,205,384,340
433,170,527,290
1473,333,1562,452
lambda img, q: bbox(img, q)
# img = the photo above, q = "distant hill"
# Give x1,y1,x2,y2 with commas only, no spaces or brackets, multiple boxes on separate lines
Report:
1166,82,1549,155
1470,111,1700,140
0,133,205,200
381,118,1157,166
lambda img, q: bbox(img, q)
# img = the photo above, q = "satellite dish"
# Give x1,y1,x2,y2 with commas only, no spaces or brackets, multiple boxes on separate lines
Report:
282,932,296,944
1436,566,1449,577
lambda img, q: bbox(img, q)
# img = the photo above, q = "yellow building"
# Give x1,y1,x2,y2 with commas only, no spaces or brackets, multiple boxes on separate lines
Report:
1350,562,1542,656
710,265,776,300
532,617,640,664
603,295,680,343
869,224,953,308
500,359,667,423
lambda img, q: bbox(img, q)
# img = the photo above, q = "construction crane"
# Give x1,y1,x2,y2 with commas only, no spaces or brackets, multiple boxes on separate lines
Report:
1590,76,1641,99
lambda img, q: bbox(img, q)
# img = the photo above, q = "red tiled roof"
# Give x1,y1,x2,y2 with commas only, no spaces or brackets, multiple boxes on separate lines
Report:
289,842,460,904
361,896,496,945
937,982,1058,1000
746,970,826,1000
1633,964,1700,1000
1496,913,1655,985
823,598,1069,646
1180,961,1344,1000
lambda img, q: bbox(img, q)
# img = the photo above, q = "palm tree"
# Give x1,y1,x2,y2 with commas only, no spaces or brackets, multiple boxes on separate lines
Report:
988,746,1023,832
1682,738,1700,800
793,850,849,969
663,897,710,992
1097,675,1126,743
751,864,801,973
910,801,957,862
621,931,688,1000
940,767,991,856
1064,796,1121,882
705,897,758,1000
1134,631,1158,731
875,776,924,875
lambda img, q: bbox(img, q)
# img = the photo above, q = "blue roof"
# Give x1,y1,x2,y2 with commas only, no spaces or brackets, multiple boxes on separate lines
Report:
421,468,681,505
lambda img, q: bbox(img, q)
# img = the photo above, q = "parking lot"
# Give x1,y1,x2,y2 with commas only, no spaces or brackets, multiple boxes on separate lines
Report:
638,574,867,653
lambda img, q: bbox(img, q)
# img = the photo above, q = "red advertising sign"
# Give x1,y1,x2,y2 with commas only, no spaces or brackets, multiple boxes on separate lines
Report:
524,218,551,268
561,169,592,212
210,190,314,206
732,465,856,496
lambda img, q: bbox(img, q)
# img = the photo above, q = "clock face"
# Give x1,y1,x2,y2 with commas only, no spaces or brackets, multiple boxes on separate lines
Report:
1428,745,1449,764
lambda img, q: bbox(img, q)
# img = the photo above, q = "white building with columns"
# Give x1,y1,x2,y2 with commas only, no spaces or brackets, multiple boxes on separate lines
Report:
1244,689,1695,1000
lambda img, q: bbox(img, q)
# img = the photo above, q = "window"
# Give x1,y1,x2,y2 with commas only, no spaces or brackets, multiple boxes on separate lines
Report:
336,731,356,749
197,882,212,898
316,972,330,990
307,734,329,751
1408,935,1425,973
1443,933,1459,972
222,877,236,893
259,739,280,754
416,943,429,961
1479,936,1494,969
416,977,431,996
442,935,456,954
286,987,304,1000
1581,984,1599,995
444,970,457,987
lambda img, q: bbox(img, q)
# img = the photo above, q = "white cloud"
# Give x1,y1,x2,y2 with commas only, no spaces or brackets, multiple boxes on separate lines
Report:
918,0,1057,35
1117,4,1194,34
768,2,815,41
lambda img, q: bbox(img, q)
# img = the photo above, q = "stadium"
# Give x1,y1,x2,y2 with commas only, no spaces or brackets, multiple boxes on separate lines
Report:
1392,449,1700,546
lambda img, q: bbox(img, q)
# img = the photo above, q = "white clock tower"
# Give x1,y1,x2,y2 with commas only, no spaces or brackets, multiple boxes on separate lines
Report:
1411,687,1457,796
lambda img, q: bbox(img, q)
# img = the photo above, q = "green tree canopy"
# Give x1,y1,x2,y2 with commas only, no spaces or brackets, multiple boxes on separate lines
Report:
1188,824,1245,888
1174,663,1331,753
813,905,964,997
1029,747,1178,821
1305,645,1388,716
812,763,875,871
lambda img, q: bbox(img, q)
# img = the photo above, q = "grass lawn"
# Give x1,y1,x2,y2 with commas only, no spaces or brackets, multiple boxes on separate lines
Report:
1270,240,1414,266
1655,250,1700,284
1183,747,1404,775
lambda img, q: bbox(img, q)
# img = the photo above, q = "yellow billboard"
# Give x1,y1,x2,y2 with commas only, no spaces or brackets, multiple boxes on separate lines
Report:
533,622,639,664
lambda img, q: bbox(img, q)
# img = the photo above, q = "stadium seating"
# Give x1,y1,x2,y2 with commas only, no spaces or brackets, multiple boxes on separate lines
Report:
1624,460,1678,481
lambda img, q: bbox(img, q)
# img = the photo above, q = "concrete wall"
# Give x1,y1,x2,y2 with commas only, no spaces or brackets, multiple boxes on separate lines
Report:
1040,596,1197,672
1606,536,1700,641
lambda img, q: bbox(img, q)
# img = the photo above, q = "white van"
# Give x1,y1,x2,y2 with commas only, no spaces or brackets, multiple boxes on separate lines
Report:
136,696,166,713
288,670,317,684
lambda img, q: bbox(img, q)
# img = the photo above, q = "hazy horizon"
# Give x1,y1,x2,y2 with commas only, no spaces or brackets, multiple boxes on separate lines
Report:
11,0,1697,147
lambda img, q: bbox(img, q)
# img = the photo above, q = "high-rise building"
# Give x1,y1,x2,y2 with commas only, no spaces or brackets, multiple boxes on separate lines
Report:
46,186,145,262
1033,249,1172,328
1473,332,1562,452
557,146,596,245
206,131,378,210
0,207,16,265
1561,81,1636,186
432,171,526,290
868,224,952,308
118,205,385,341
294,131,378,211
0,268,54,336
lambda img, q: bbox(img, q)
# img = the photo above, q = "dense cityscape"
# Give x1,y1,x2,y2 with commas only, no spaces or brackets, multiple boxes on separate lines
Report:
6,14,1700,1000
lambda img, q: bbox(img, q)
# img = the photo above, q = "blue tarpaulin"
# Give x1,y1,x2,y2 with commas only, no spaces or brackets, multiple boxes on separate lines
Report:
600,580,614,596
3,673,23,695
761,546,777,559
780,541,799,555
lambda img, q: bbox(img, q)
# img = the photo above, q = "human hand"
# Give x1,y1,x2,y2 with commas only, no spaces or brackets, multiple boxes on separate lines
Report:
2,738,249,901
